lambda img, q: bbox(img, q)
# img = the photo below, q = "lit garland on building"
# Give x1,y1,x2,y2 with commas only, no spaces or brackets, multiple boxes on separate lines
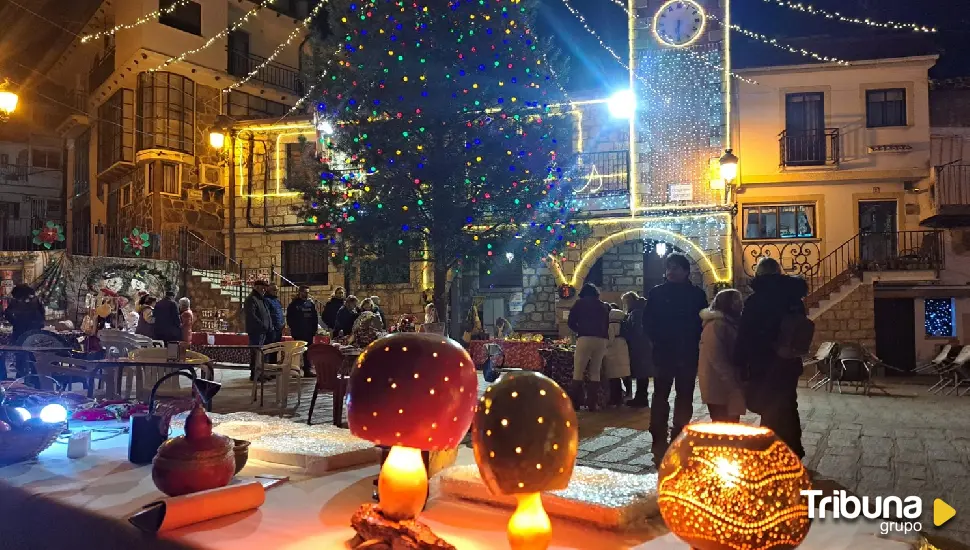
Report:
757,0,936,33
80,0,192,43
150,0,278,72
298,0,590,295
709,14,850,65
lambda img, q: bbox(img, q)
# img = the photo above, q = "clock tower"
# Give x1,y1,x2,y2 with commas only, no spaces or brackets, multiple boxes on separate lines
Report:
629,0,729,210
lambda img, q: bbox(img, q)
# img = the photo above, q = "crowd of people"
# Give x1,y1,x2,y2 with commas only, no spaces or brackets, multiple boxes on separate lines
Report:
568,253,808,464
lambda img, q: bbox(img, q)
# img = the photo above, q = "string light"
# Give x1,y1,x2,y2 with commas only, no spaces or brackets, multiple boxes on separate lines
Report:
682,47,757,85
80,0,192,43
759,0,936,33
151,0,277,72
709,14,849,65
222,0,327,93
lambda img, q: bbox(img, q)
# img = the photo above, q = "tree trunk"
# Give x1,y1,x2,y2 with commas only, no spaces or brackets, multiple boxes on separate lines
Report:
432,264,449,330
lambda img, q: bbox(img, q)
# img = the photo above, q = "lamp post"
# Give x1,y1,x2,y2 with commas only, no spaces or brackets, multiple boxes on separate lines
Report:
0,88,18,122
209,115,237,261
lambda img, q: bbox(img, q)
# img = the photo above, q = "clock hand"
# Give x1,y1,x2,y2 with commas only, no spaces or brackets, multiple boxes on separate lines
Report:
675,19,682,40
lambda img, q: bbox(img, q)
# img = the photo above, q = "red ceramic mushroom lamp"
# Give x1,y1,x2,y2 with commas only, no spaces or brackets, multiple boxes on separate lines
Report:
348,333,479,521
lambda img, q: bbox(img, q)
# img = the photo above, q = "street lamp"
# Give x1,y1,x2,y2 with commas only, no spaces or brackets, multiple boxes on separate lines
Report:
0,89,18,120
719,148,739,184
209,114,232,150
607,89,636,119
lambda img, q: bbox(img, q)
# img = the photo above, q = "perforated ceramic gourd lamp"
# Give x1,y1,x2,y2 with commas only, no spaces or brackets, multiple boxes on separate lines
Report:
472,371,579,550
348,333,478,521
657,423,812,550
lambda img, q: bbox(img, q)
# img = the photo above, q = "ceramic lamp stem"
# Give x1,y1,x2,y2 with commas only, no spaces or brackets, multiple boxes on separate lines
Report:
508,492,551,550
378,445,428,521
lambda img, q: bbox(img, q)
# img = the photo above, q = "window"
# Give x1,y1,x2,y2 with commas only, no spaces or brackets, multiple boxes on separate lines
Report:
97,89,134,173
120,183,132,207
74,130,90,198
743,204,816,240
479,256,523,288
360,247,411,285
32,149,62,170
284,142,308,188
46,201,63,217
0,202,20,218
281,240,329,285
925,298,956,337
867,88,906,128
148,162,180,195
138,72,195,155
159,0,202,36
224,91,288,118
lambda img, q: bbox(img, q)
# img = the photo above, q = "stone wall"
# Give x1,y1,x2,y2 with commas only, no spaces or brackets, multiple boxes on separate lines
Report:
811,283,876,350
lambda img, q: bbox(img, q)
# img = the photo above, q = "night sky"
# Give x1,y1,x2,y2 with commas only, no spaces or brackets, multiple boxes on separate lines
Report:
534,0,970,91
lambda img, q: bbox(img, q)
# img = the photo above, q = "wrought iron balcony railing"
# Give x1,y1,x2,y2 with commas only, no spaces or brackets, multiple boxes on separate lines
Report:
779,128,840,168
227,49,305,95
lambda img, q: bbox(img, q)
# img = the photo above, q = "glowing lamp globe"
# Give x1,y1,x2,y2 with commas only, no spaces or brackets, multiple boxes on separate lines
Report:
208,130,226,150
348,333,478,521
607,90,636,119
0,90,18,116
39,404,68,424
472,371,579,550
657,423,812,550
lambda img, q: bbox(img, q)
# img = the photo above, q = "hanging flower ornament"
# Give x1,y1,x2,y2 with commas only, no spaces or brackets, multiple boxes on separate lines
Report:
123,228,151,256
32,221,65,250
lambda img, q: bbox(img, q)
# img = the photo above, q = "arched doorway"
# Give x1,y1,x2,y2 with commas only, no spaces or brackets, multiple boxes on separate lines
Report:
583,238,704,303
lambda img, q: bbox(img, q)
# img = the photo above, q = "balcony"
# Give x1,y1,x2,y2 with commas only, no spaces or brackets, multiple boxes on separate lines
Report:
572,150,630,213
55,87,91,139
0,163,28,184
89,47,115,92
921,164,970,228
779,128,840,168
228,49,305,96
0,218,67,252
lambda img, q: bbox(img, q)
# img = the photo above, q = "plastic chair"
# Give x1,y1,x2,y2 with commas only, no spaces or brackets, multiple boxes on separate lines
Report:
32,352,112,398
929,346,970,394
99,329,155,398
913,344,955,374
830,343,872,395
253,340,307,413
306,344,349,427
128,347,210,401
805,342,837,388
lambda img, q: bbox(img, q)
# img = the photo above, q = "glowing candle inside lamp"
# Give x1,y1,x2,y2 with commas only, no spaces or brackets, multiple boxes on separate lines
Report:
378,445,429,521
508,492,551,550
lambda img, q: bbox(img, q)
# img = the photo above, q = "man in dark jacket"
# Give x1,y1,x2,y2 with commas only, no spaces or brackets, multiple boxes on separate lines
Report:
263,284,285,345
152,291,182,343
5,284,46,380
333,295,359,338
734,257,807,458
245,281,272,380
645,254,709,460
287,285,319,376
321,287,345,331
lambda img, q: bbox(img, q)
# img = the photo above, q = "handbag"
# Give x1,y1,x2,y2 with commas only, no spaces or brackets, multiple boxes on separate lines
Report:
774,312,815,359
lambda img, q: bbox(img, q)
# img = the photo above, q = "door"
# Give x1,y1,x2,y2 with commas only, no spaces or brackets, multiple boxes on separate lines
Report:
874,297,916,373
859,200,897,268
785,92,825,165
227,31,250,77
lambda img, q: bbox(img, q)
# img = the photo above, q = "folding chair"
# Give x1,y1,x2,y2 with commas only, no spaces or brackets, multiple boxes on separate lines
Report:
829,343,873,395
805,342,837,388
913,344,955,374
928,346,970,394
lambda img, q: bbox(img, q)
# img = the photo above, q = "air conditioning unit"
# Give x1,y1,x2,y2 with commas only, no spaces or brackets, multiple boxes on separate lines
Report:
198,164,223,188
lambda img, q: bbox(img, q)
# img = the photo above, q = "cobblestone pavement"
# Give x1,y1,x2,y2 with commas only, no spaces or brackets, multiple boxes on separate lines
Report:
213,372,970,547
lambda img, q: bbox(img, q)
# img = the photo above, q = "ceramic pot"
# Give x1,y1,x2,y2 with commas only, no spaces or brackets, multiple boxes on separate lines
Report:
232,439,251,475
152,403,235,497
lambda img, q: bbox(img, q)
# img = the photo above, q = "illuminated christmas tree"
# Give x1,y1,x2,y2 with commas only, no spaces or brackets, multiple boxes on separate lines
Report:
297,0,588,316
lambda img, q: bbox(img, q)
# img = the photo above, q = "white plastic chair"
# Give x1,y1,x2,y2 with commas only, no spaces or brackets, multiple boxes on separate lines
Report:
128,347,210,401
253,340,307,414
99,329,156,398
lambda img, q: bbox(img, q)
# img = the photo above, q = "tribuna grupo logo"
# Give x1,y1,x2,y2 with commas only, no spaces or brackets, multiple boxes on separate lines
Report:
801,490,923,535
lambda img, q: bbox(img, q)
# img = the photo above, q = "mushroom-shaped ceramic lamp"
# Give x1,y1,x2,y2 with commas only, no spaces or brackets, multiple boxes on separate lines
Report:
348,333,478,521
657,422,812,550
472,371,579,550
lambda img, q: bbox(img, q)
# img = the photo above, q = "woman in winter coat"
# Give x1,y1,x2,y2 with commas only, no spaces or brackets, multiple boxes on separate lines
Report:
622,292,653,408
135,295,156,339
604,304,632,407
321,287,345,332
567,283,610,411
698,289,745,422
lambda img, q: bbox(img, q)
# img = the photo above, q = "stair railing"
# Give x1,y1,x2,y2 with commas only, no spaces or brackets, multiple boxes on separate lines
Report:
803,233,861,310
178,228,247,307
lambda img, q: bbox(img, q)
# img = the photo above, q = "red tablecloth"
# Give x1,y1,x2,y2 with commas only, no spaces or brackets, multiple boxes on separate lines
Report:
190,332,330,345
469,339,544,371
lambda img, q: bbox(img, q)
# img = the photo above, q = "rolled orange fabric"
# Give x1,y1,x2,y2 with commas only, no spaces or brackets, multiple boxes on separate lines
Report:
129,481,266,534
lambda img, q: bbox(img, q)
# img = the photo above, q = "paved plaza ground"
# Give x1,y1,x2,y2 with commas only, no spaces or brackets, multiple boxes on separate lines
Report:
210,372,970,547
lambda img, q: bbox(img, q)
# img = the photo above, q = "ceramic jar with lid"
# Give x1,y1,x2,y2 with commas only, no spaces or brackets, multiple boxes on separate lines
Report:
151,402,235,497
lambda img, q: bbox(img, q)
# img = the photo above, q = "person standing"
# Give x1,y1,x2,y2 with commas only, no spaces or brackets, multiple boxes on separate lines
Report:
321,287,345,332
135,295,157,339
735,257,808,458
369,296,387,329
264,284,285,345
566,283,610,411
287,285,319,377
152,292,182,344
4,285,46,379
178,297,195,344
645,254,708,461
604,303,631,407
245,281,272,380
699,289,745,423
424,303,438,324
333,295,360,338
622,292,652,408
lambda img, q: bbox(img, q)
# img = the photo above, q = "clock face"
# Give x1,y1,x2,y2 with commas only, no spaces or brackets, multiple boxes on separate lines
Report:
653,0,706,48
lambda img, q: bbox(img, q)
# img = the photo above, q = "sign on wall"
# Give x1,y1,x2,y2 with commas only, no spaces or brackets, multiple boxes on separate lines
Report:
508,291,524,313
669,184,694,202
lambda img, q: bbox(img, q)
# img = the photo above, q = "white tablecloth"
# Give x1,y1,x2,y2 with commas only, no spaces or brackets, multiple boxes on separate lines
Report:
0,422,917,550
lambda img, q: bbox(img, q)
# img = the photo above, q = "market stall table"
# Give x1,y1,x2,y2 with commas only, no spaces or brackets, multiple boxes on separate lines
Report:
468,339,544,371
539,347,609,409
0,421,920,550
